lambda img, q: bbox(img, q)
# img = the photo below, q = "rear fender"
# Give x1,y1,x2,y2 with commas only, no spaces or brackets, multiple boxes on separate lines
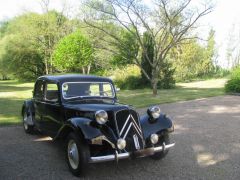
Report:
22,100,35,125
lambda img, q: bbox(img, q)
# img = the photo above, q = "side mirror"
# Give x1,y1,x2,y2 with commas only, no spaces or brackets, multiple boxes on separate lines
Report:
116,88,120,92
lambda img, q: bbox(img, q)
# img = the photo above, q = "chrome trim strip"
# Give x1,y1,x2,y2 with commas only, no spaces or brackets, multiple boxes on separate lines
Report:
89,143,175,163
123,122,133,139
132,122,143,139
131,115,142,133
119,115,131,136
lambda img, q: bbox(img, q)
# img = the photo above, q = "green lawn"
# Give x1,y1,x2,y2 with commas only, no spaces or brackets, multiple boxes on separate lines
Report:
0,78,227,126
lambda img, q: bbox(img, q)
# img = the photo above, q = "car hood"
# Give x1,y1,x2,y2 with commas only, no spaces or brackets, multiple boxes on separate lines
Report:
63,103,130,112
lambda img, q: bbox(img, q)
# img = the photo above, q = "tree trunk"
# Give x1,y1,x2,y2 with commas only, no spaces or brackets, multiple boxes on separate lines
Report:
152,80,158,96
82,67,85,74
87,64,91,74
151,65,159,96
45,58,48,75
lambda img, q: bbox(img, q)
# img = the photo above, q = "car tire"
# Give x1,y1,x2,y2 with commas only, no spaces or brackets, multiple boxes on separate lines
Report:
23,109,34,134
66,132,90,177
150,134,170,160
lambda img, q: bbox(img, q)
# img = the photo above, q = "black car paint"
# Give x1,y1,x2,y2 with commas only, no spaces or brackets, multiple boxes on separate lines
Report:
22,75,174,151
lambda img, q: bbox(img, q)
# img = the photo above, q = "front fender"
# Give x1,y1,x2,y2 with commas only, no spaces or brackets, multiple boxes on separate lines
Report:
66,117,102,140
56,118,117,147
140,113,174,139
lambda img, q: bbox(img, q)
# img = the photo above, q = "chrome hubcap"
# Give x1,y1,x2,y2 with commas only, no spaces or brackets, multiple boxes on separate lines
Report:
23,112,28,130
68,140,79,169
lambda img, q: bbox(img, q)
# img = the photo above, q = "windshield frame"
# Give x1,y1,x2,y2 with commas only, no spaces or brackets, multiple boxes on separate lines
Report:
61,81,116,100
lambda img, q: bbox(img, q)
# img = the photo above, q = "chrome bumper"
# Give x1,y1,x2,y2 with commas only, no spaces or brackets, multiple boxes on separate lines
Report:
89,142,175,163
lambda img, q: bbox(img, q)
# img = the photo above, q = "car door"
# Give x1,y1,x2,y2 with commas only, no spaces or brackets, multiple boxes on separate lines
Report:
33,80,45,131
41,82,63,137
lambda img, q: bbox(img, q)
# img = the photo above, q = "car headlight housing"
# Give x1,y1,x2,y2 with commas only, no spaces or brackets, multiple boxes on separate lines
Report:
150,134,159,144
117,138,126,150
148,106,161,119
95,110,108,124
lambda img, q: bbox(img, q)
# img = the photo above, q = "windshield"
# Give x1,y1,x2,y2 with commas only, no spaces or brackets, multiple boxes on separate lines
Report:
62,82,115,99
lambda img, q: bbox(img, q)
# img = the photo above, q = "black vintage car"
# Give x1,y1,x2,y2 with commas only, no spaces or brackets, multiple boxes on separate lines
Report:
22,74,175,176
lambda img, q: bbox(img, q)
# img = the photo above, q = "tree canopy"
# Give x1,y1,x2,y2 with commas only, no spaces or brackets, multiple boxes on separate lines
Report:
53,31,94,74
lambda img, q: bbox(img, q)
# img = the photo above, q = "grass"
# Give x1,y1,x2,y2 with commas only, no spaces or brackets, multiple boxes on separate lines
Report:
118,78,227,107
0,78,227,126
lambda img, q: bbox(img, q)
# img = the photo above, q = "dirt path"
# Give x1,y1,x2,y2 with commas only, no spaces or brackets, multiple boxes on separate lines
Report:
1,95,240,179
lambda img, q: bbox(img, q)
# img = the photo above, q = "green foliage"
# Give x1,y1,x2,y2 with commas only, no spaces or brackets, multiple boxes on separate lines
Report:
225,67,240,93
158,61,176,89
111,29,139,66
53,30,94,73
170,30,216,82
0,34,44,80
0,11,75,80
111,65,143,89
140,31,175,89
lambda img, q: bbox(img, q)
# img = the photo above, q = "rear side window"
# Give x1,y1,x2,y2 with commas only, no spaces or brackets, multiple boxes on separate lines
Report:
45,83,59,102
34,80,44,100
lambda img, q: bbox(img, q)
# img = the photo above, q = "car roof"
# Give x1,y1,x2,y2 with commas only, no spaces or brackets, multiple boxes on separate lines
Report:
37,74,113,84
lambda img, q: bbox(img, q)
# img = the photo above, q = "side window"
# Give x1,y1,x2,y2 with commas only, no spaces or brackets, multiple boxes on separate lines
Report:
45,83,59,102
89,83,100,96
34,81,44,100
103,83,112,94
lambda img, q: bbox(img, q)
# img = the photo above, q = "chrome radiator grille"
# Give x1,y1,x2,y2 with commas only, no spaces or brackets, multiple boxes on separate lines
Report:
115,109,144,151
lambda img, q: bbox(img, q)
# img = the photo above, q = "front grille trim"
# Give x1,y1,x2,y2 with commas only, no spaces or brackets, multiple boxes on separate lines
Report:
115,109,145,151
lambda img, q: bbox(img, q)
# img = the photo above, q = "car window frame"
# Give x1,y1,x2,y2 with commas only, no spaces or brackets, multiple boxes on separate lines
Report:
44,81,60,104
33,80,45,101
61,81,116,100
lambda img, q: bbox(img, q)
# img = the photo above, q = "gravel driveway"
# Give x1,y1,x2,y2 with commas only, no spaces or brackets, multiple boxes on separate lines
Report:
1,95,240,180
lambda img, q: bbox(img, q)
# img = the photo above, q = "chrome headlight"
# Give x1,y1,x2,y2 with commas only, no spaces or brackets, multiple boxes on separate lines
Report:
148,106,161,119
117,138,126,150
95,110,108,124
150,134,159,144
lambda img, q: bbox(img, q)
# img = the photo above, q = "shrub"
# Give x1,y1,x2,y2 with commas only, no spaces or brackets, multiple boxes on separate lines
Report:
111,65,143,89
225,67,240,93
110,64,175,90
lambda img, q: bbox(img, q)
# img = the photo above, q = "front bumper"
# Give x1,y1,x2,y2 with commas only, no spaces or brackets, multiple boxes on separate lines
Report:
89,142,175,163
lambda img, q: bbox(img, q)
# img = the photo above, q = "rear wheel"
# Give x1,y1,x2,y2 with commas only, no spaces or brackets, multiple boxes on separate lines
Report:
66,132,90,177
150,134,170,160
23,110,34,134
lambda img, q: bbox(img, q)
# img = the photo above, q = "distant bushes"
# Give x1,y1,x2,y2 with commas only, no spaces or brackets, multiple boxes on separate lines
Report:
225,67,240,93
111,65,142,89
110,64,175,90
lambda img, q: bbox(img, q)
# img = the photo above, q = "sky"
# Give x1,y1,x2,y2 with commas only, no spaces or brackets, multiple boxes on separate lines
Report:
1,0,240,68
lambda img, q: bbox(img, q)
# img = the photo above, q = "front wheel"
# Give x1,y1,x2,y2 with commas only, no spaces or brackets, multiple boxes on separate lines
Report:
150,134,170,160
66,132,90,177
23,110,34,134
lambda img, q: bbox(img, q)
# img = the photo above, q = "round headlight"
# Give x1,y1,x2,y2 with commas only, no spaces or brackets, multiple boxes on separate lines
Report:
117,138,126,150
95,110,108,124
148,106,161,119
150,134,159,144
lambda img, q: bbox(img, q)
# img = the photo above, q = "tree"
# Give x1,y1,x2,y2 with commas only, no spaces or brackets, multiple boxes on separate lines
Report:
170,39,206,80
226,24,240,69
53,31,94,74
111,29,139,67
0,9,76,80
0,34,45,80
141,31,154,84
83,0,213,95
